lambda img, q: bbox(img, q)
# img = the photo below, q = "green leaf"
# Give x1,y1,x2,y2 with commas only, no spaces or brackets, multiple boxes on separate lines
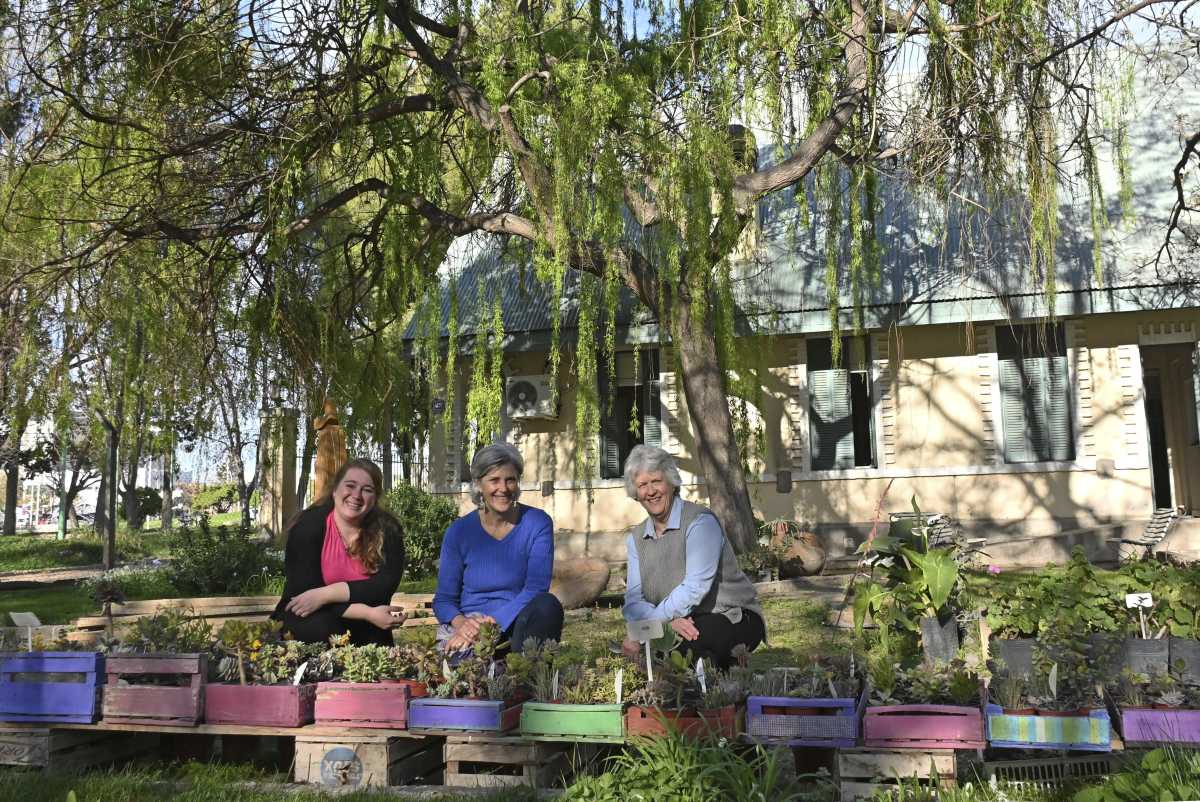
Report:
902,547,958,612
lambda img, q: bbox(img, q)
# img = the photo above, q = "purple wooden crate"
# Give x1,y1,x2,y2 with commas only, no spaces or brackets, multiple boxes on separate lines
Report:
0,651,104,724
408,698,522,732
1119,708,1200,745
745,695,861,747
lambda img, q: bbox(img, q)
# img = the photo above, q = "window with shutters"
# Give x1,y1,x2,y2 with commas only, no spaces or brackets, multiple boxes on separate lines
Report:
997,323,1075,463
599,349,662,479
808,337,875,470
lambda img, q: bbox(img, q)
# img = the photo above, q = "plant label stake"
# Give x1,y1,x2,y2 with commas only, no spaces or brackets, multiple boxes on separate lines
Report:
293,661,308,686
552,669,559,700
627,619,665,683
696,659,706,694
615,669,624,704
1126,592,1154,639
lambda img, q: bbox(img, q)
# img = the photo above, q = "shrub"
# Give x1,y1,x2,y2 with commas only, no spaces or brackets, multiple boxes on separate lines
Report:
190,483,237,513
117,488,162,521
383,483,458,579
168,516,282,595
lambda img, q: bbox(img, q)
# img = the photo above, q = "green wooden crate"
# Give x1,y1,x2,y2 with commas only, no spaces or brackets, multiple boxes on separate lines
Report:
519,702,625,742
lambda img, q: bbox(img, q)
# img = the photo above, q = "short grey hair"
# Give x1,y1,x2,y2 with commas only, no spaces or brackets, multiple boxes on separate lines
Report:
622,444,682,499
469,442,524,506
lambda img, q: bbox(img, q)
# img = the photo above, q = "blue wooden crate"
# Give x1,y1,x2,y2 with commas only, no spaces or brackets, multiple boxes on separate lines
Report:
0,652,105,724
985,704,1112,751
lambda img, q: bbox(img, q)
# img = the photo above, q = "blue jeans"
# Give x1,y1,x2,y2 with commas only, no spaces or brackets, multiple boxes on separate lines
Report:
506,592,564,653
437,592,565,655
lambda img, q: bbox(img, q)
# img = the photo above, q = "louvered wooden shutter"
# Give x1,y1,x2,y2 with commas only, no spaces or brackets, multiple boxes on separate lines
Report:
1192,345,1200,445
642,377,663,449
998,326,1074,463
598,362,621,479
808,342,855,470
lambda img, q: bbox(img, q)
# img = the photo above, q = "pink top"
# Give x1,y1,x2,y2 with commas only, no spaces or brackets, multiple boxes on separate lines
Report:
320,511,372,584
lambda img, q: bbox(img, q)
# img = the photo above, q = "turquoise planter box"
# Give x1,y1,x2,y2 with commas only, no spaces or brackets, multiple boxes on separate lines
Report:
985,704,1111,751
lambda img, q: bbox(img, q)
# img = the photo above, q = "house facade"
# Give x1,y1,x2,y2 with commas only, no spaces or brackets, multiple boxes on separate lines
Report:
418,55,1200,566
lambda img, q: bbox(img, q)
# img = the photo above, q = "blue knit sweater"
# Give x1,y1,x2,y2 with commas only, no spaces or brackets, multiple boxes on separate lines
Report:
432,505,554,632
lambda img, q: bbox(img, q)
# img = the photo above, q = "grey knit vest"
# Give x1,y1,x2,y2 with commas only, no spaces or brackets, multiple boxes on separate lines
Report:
632,498,765,628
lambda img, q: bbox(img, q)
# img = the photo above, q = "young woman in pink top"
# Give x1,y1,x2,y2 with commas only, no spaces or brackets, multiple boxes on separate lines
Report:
271,458,407,645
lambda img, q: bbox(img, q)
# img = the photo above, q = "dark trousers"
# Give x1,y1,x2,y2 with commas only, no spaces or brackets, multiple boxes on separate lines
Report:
676,610,766,670
504,592,565,653
277,608,393,647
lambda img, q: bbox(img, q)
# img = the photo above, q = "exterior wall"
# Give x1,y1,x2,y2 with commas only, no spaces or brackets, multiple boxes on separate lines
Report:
430,309,1200,562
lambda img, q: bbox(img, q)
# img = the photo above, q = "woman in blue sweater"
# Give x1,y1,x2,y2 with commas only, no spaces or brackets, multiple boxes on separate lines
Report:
434,443,563,654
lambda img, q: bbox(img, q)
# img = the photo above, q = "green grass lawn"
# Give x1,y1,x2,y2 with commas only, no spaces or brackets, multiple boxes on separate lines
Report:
0,529,175,572
0,762,540,801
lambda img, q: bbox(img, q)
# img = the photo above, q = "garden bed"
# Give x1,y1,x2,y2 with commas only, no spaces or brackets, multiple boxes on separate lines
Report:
204,683,316,727
745,694,861,747
313,680,427,729
0,652,104,724
984,703,1112,751
624,704,740,740
863,704,985,749
519,701,625,742
408,697,523,733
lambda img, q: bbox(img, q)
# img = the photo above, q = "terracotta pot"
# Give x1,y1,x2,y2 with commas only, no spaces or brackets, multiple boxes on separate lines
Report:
1153,703,1182,710
775,530,826,578
1036,708,1092,717
1001,707,1037,716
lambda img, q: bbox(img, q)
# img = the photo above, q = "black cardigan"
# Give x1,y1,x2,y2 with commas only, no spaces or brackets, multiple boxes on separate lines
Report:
272,504,406,621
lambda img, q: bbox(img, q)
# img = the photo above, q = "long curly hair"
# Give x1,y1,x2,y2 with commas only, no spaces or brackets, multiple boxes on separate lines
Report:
309,458,398,574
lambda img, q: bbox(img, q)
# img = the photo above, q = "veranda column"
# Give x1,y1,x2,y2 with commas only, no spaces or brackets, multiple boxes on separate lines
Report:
259,407,298,546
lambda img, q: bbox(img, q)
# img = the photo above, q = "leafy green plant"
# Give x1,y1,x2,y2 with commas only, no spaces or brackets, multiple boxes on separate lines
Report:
214,620,283,685
168,516,282,595
750,655,859,699
1074,747,1200,802
190,483,237,513
122,607,213,653
991,671,1028,710
382,483,457,579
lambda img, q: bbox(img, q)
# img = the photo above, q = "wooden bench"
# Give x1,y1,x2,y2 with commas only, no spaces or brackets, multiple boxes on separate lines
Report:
67,593,436,645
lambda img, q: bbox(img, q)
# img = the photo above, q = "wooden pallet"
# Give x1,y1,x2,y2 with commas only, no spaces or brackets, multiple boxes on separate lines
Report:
837,747,957,801
0,726,158,773
294,732,443,788
67,593,437,646
443,736,570,788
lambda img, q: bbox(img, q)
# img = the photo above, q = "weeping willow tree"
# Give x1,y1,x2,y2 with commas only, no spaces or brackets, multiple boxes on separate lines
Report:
3,0,1189,550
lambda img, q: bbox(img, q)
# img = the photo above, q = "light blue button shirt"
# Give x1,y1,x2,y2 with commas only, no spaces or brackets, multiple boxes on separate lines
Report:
623,495,724,622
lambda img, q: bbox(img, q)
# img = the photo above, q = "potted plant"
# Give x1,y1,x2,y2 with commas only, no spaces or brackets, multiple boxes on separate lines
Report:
745,654,863,747
986,660,1112,751
1115,666,1200,746
863,653,985,749
516,641,638,742
623,649,743,740
313,636,430,729
204,620,322,727
990,670,1033,716
408,622,524,732
101,607,213,726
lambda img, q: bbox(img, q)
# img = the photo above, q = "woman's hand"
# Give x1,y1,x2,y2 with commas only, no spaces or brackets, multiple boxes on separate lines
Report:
285,587,329,618
621,637,642,658
445,613,496,652
670,617,700,641
365,605,407,631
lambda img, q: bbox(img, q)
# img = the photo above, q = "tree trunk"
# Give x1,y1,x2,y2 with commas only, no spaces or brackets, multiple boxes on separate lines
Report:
671,296,757,554
296,413,316,509
102,421,119,568
160,447,173,532
94,462,108,537
2,465,16,536
382,412,394,492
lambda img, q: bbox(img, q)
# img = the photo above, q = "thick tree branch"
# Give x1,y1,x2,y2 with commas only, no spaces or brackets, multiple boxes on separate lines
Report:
1158,129,1200,265
1032,0,1181,67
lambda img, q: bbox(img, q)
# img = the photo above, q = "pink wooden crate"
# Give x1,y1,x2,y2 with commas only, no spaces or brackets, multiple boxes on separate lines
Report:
102,653,207,726
204,683,316,727
864,704,984,749
314,680,426,729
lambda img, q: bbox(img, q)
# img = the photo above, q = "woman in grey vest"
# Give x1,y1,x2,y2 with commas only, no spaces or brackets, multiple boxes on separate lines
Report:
620,445,766,669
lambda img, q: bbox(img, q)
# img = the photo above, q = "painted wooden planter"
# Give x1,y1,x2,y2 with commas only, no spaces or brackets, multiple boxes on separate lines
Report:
985,704,1112,751
313,680,427,729
519,702,625,742
408,697,523,733
745,695,861,747
102,653,206,726
863,704,985,749
1118,707,1200,746
0,652,104,724
624,704,740,740
205,683,316,727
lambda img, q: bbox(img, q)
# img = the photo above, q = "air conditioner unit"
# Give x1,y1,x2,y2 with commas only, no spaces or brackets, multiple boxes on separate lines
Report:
506,375,557,420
